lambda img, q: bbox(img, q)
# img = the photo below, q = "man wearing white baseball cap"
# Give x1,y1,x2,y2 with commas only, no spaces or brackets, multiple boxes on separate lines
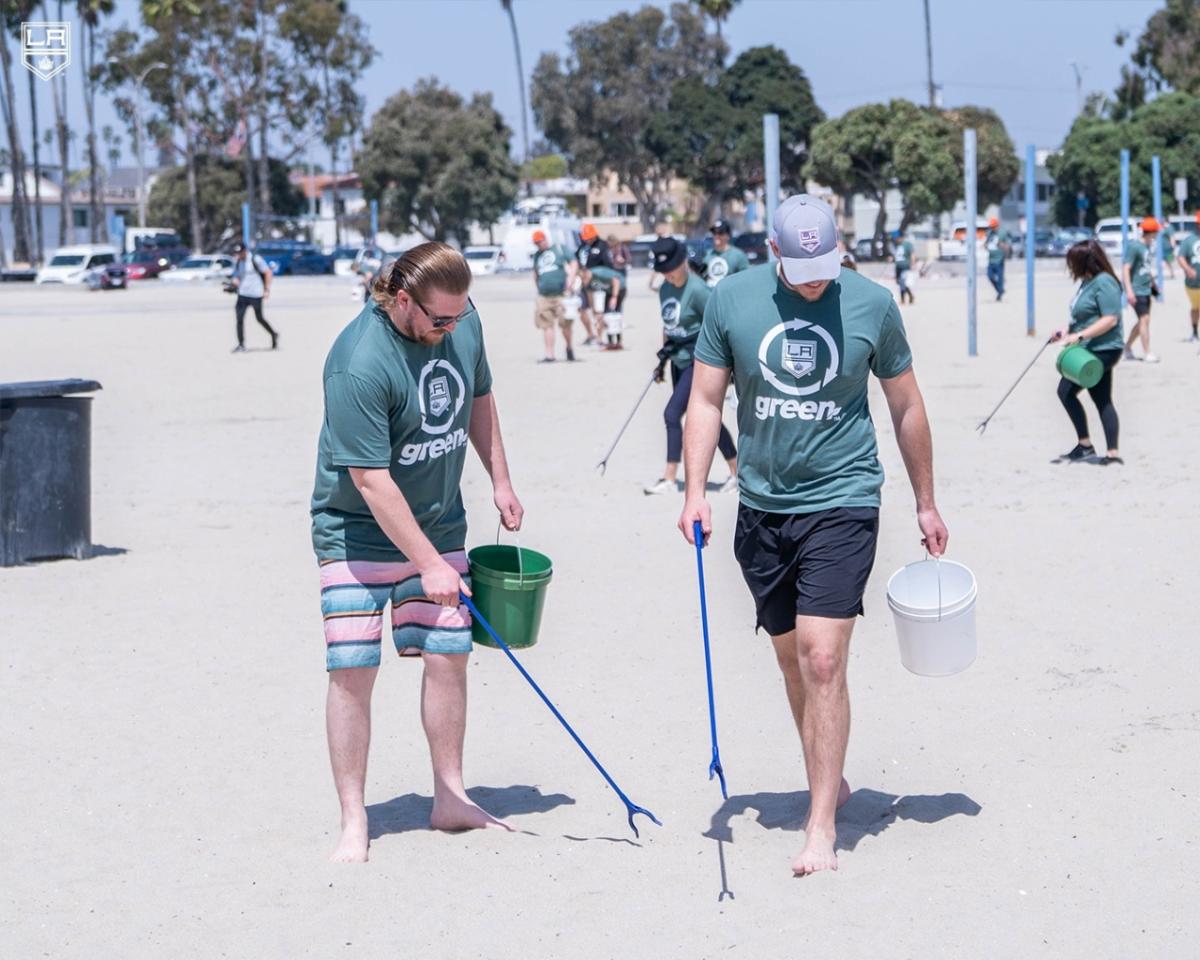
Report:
678,194,949,876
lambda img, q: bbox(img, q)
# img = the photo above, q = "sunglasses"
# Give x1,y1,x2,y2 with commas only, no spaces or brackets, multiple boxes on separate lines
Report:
388,266,473,328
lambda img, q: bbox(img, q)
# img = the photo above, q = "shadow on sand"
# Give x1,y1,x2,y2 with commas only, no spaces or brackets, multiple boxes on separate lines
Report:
366,784,575,839
704,787,982,853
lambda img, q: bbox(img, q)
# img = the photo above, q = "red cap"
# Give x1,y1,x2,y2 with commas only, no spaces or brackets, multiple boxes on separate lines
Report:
988,216,999,228
531,230,546,243
1140,216,1160,233
580,223,597,240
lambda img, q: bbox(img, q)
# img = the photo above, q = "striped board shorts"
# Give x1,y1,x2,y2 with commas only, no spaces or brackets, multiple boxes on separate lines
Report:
319,551,473,670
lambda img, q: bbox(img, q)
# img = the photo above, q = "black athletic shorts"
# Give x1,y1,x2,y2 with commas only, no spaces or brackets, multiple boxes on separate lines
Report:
1134,295,1152,317
733,504,880,633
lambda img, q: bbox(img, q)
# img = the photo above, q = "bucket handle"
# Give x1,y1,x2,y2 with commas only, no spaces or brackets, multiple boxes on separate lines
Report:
496,520,525,583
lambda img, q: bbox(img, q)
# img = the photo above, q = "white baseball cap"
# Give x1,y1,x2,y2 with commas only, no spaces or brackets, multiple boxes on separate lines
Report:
771,194,842,284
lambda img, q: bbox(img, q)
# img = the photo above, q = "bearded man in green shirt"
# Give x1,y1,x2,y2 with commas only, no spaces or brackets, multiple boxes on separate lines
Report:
311,242,524,862
679,195,949,877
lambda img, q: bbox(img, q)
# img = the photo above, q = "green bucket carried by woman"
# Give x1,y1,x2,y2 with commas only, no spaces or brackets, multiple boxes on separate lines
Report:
467,540,553,649
1056,343,1104,389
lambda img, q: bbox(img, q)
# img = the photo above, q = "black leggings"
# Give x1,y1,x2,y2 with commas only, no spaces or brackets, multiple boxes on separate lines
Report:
235,295,277,346
1057,349,1120,450
666,362,737,464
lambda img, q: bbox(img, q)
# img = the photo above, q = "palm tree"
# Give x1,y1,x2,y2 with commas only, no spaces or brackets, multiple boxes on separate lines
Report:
0,9,35,263
28,65,44,262
45,0,72,245
78,0,115,242
691,0,741,40
499,0,529,163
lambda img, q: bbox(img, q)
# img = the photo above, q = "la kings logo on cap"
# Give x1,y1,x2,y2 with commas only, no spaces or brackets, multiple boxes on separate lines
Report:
797,227,822,253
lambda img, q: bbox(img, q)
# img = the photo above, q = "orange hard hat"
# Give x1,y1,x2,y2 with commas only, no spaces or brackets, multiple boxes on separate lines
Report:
988,216,999,228
531,230,546,243
1195,210,1200,223
1140,216,1160,233
580,223,597,240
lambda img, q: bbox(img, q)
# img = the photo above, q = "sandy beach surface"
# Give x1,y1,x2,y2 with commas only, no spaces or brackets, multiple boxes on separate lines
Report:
2,262,1197,957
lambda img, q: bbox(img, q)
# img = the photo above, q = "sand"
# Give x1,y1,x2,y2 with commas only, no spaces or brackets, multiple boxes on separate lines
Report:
2,261,1197,957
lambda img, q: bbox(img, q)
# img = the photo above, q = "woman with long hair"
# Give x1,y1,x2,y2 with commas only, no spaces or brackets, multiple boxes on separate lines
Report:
1052,240,1125,465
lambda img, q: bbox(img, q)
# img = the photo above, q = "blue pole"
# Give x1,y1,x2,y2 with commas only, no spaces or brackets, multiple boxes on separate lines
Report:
1025,144,1036,336
763,113,780,260
1152,154,1164,297
1120,149,1130,262
241,202,251,248
965,128,978,357
370,199,378,242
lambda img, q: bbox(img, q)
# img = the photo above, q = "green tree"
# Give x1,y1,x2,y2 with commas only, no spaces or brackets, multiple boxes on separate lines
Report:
1048,92,1200,226
941,105,1020,208
278,0,375,244
530,3,725,231
146,153,302,249
1124,0,1200,96
357,79,519,243
646,44,822,229
521,153,568,180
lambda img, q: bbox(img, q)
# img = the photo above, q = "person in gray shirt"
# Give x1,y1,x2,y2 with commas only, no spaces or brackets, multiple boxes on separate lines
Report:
231,242,278,353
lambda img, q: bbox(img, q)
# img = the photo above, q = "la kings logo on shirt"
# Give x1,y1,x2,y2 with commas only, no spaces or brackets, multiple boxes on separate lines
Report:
398,358,469,465
536,250,558,275
661,297,683,335
755,319,843,422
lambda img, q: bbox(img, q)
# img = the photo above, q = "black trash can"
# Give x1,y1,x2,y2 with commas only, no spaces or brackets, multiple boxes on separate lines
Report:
0,379,103,566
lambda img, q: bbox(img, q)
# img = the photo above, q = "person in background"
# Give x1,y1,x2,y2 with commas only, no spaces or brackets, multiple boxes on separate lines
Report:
531,230,577,363
575,224,610,346
984,217,1010,302
1052,240,1124,465
1123,216,1159,363
1176,211,1200,342
585,262,624,350
704,220,750,288
644,237,737,496
889,229,919,305
1161,221,1178,280
230,242,278,353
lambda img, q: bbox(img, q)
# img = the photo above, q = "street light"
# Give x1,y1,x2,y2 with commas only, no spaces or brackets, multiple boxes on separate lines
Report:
110,58,168,228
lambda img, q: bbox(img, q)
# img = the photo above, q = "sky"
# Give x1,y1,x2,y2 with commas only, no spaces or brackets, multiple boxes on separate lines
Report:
5,0,1165,173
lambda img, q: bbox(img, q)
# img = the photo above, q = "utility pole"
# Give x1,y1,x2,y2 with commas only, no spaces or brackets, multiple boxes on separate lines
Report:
923,0,936,108
1068,61,1083,115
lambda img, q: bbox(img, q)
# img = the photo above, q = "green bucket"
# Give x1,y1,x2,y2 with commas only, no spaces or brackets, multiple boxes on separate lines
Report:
467,543,553,649
1056,343,1103,389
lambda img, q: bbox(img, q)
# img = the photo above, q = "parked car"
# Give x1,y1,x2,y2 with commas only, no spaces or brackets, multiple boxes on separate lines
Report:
938,219,991,260
331,246,361,277
853,237,886,261
257,242,332,275
121,248,175,280
733,231,768,265
84,263,127,290
160,254,235,283
1046,227,1091,257
463,245,504,276
36,245,120,284
1093,217,1134,260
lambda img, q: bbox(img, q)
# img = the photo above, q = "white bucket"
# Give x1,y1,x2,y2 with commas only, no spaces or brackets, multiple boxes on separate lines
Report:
886,558,978,677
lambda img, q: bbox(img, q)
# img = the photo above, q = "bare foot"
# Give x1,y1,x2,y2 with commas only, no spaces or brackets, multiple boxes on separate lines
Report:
803,778,852,831
792,824,838,876
330,810,369,863
430,793,515,833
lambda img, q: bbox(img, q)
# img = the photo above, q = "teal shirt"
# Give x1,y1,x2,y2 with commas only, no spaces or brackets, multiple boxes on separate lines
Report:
1068,273,1124,353
311,303,493,562
588,265,621,293
533,245,568,296
694,264,913,514
703,247,750,287
985,230,1007,265
1178,233,1200,289
1162,226,1176,263
1124,239,1153,297
893,240,912,268
659,271,709,367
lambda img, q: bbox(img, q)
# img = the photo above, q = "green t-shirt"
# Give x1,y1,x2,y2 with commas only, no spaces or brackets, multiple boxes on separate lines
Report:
1124,239,1152,297
1161,226,1176,263
588,265,621,292
1068,273,1124,353
703,247,750,287
533,245,568,296
659,271,709,367
893,240,912,268
311,303,493,562
985,230,1008,264
1178,233,1200,289
694,264,913,514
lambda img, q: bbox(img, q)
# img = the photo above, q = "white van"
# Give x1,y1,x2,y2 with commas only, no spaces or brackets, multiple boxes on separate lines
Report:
36,245,120,284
